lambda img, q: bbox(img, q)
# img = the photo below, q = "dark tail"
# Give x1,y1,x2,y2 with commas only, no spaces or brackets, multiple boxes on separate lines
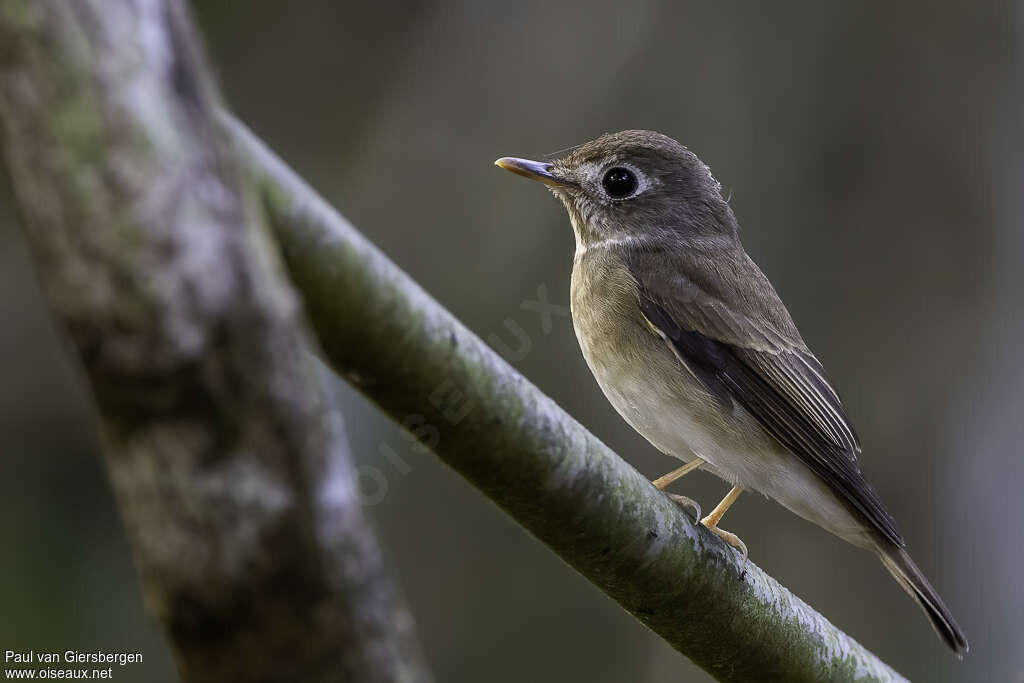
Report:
877,543,969,657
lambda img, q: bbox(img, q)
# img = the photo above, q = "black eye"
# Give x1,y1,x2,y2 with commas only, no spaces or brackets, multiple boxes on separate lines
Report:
602,167,638,198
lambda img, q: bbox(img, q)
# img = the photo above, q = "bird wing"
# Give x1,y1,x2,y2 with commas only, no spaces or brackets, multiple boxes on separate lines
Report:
631,262,903,547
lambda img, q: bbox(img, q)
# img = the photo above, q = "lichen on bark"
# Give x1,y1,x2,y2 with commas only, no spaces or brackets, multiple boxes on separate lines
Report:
0,3,431,682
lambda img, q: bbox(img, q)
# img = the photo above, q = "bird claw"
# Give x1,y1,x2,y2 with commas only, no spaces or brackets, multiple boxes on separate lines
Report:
700,520,749,569
666,493,702,524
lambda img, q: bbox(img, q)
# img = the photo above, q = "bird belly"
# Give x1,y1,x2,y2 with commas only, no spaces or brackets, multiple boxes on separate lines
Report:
576,321,869,546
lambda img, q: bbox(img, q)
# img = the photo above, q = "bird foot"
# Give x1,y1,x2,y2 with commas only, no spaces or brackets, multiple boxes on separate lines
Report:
700,518,749,568
665,493,701,523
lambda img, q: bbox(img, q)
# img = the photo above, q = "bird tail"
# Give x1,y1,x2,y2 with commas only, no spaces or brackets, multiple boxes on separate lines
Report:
876,543,969,657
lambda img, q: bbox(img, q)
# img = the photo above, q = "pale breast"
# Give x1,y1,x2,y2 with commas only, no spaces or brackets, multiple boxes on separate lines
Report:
569,253,739,464
568,252,868,544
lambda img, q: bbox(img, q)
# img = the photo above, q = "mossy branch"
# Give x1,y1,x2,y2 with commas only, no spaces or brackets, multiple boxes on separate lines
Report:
224,114,908,683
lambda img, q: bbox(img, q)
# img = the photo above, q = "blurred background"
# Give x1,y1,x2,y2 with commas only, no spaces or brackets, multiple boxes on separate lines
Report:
2,1,1022,681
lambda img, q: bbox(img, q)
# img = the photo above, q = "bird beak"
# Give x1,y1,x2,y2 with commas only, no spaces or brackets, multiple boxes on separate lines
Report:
494,157,575,188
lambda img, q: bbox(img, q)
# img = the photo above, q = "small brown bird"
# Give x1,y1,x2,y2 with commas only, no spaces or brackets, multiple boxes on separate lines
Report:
495,130,967,655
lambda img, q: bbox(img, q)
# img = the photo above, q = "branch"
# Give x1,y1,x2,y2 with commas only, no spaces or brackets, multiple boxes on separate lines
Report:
0,3,430,682
224,114,908,683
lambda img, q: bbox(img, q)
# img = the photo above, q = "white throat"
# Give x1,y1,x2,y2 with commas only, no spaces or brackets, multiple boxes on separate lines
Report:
574,234,648,259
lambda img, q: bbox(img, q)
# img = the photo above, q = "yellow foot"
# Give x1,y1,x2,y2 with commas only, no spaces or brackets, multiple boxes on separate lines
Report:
650,459,705,524
700,518,749,567
699,485,748,566
666,494,701,523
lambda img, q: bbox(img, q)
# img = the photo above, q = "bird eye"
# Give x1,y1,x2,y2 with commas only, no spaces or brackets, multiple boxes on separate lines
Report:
601,167,638,198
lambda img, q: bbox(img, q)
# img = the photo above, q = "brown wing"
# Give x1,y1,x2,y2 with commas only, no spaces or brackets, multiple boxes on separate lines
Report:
632,262,902,547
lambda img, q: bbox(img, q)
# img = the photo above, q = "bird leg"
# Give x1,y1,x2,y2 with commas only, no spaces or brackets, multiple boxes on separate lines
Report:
651,459,704,522
700,486,747,564
651,459,704,490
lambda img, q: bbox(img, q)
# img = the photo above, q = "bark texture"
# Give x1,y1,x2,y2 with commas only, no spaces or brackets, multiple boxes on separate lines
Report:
225,115,909,683
0,3,430,682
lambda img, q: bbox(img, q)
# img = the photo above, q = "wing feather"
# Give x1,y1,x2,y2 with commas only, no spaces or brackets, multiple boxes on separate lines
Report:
636,289,902,547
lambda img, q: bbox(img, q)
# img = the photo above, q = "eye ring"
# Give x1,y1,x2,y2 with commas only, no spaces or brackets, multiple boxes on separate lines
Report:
602,167,639,199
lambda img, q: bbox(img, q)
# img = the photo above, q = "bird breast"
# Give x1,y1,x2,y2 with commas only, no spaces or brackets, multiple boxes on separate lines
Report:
568,252,869,545
569,252,738,464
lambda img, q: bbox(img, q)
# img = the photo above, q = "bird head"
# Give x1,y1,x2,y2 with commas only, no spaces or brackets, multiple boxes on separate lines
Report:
496,130,738,252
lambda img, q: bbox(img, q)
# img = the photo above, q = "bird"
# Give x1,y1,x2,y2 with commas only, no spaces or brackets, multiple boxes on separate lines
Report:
494,130,968,656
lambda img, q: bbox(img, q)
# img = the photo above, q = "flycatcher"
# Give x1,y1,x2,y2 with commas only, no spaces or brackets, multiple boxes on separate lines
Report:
495,130,967,655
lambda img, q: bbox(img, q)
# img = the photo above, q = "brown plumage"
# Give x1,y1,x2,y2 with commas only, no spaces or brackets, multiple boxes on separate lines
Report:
496,130,968,655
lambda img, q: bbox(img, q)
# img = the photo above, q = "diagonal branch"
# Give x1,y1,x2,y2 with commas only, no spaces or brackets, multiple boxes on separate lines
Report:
224,114,908,683
0,2,431,682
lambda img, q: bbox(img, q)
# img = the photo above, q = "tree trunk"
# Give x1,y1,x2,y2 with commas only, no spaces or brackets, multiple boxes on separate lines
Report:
0,3,431,682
